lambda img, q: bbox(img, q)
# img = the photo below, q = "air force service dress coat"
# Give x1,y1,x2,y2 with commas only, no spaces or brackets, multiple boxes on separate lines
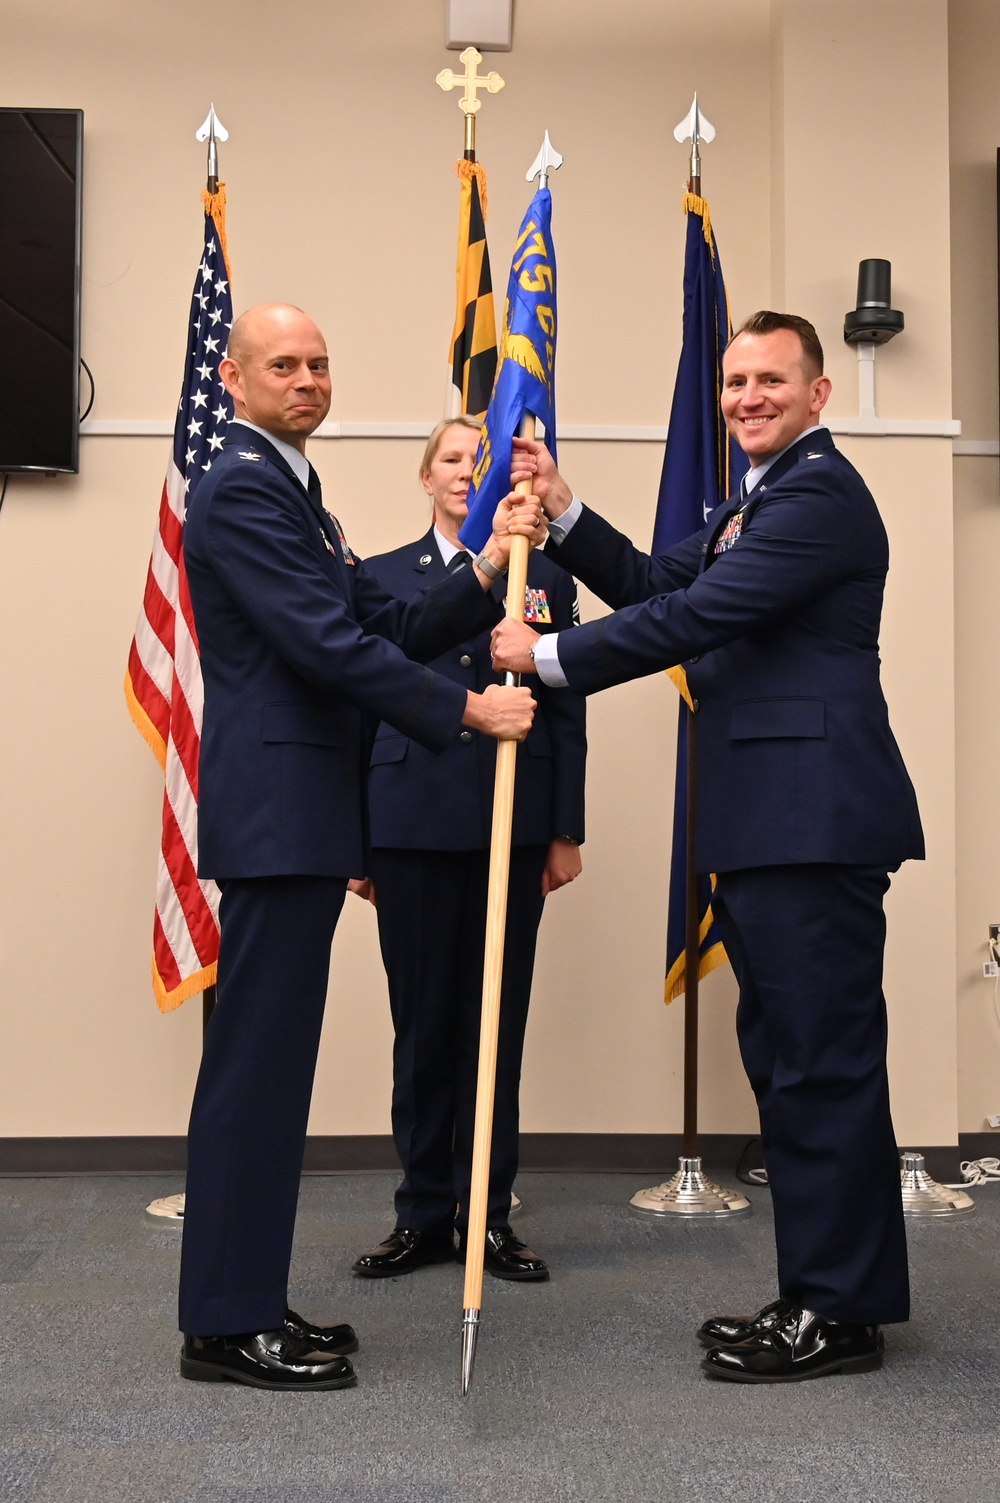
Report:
365,528,586,851
551,427,923,874
178,431,503,1336
547,428,922,1325
361,530,586,1233
184,435,503,880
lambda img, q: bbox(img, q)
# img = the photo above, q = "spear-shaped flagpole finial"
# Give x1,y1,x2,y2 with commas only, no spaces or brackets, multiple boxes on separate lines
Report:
526,131,563,190
673,93,715,196
196,104,229,194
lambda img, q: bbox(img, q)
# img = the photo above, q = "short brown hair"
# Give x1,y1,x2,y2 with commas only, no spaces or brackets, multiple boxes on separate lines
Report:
730,311,824,378
419,414,482,476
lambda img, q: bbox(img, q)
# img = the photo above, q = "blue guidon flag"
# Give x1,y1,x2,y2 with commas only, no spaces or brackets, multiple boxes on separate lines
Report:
458,184,557,554
656,193,748,1003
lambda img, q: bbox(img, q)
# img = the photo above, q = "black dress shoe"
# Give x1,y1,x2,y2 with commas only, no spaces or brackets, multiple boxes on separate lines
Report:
352,1227,455,1278
697,1297,789,1348
458,1227,549,1281
284,1307,359,1355
701,1306,883,1383
181,1330,356,1390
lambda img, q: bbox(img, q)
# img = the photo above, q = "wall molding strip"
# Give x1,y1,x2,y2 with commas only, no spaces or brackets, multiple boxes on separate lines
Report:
78,419,974,444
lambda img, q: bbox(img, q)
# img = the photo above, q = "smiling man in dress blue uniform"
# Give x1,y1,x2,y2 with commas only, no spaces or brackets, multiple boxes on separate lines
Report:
178,303,542,1391
492,311,924,1385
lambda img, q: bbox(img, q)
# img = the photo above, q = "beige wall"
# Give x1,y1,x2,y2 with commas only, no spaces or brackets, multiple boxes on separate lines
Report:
0,0,983,1145
950,0,1000,1132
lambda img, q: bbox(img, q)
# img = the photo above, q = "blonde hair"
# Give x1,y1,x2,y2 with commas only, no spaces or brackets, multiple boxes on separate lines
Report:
419,414,482,477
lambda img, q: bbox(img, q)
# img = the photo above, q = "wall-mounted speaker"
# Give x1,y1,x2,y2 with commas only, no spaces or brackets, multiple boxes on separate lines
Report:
446,0,513,51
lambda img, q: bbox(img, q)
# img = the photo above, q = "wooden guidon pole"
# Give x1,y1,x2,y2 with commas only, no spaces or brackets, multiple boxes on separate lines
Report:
460,418,535,1396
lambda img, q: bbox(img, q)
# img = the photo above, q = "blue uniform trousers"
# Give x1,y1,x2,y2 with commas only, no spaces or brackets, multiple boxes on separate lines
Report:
369,845,548,1234
712,863,909,1325
178,875,347,1335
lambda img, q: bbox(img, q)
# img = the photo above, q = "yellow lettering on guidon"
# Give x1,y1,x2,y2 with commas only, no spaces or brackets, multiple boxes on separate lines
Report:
512,229,548,274
519,263,553,294
472,433,493,489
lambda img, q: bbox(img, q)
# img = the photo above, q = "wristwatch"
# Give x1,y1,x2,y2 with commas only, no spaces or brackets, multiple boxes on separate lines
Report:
474,550,506,581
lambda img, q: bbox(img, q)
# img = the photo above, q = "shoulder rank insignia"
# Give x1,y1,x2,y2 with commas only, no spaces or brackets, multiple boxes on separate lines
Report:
238,450,261,462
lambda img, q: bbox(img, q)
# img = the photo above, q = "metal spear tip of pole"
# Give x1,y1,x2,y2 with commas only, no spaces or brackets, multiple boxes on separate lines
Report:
526,131,563,190
196,104,229,194
461,1308,480,1396
673,93,715,196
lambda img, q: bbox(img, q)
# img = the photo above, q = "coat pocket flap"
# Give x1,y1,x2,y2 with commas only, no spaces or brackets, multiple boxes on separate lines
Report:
262,703,346,747
729,698,826,740
369,735,409,767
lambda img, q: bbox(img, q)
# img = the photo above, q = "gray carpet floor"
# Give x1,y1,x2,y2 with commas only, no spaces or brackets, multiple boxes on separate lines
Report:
1,1170,999,1503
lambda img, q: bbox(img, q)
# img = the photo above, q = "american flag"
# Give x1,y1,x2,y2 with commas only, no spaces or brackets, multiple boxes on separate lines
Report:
124,187,233,1011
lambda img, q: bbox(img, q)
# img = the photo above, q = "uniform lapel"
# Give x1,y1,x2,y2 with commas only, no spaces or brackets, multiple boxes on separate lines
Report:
701,494,743,570
701,429,836,568
412,527,447,583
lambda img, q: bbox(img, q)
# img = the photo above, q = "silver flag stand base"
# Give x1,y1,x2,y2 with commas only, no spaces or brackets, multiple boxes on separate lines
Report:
630,1156,751,1217
900,1151,975,1218
146,1193,185,1223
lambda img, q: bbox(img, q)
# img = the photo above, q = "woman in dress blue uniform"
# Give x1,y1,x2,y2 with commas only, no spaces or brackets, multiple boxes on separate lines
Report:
352,417,587,1282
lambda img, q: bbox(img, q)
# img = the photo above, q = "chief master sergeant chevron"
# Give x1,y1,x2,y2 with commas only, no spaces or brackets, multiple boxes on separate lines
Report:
178,302,542,1391
491,311,924,1386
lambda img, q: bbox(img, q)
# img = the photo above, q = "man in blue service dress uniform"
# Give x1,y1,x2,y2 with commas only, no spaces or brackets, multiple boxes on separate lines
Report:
178,304,541,1391
350,415,587,1283
492,312,924,1384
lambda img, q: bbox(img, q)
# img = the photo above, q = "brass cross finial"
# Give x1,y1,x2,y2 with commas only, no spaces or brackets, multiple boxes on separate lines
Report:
436,47,505,116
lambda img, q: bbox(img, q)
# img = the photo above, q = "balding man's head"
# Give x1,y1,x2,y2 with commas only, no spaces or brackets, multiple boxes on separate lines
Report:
220,304,331,452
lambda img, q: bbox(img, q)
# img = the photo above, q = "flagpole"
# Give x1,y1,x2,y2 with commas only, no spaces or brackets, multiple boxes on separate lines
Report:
144,107,232,1225
461,132,563,1397
629,96,749,1219
437,49,504,419
195,105,228,1039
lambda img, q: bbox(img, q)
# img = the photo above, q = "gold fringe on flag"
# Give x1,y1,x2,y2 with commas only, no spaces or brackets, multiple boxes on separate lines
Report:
456,158,488,217
202,183,231,276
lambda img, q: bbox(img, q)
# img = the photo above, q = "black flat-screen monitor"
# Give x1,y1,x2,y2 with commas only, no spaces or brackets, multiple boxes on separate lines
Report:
0,108,83,474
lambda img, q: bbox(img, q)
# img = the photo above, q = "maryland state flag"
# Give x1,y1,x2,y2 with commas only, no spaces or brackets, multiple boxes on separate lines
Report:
656,194,748,1002
448,160,498,419
459,184,556,552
